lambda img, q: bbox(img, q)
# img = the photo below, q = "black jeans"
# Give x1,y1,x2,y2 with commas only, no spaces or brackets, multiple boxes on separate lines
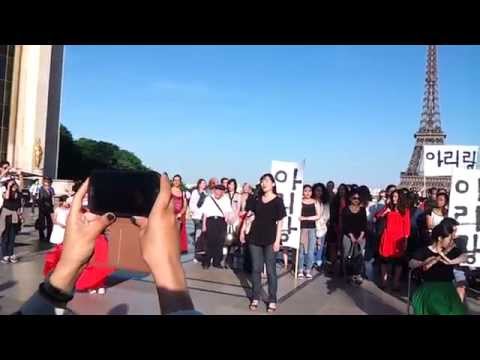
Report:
249,243,277,303
1,216,17,257
204,217,227,267
38,209,53,242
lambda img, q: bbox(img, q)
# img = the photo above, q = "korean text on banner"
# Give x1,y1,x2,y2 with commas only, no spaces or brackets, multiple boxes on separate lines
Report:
423,145,478,176
270,160,305,250
448,169,480,267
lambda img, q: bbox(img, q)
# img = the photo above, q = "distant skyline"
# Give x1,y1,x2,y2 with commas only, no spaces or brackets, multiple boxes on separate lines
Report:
60,45,480,187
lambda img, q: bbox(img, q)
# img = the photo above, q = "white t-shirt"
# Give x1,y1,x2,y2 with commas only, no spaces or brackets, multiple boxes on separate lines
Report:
189,189,207,220
200,195,233,219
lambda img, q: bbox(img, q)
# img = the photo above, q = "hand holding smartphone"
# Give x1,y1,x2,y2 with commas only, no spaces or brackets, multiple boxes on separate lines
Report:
88,169,161,272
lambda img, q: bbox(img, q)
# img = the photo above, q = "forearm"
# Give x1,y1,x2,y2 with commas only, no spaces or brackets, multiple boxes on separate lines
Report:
275,220,283,243
450,254,468,265
150,256,194,314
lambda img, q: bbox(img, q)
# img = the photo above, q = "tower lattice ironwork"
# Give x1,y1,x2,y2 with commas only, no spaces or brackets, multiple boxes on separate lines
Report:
399,45,450,191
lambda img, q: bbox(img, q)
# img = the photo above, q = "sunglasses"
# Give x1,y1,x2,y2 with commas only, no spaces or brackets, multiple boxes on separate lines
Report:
352,196,360,200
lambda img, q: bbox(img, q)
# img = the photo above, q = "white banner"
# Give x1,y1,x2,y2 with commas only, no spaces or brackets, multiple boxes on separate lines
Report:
271,160,305,250
448,169,480,268
423,145,478,176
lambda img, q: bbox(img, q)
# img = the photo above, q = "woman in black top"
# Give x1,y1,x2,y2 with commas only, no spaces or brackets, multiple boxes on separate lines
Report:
240,173,286,313
1,179,23,263
409,222,467,315
341,190,367,284
298,185,321,279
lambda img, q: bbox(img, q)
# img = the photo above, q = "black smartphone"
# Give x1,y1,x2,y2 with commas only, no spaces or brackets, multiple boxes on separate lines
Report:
88,169,160,217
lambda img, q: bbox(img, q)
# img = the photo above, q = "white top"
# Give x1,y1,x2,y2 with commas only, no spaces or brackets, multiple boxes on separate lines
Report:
431,210,444,227
189,189,207,220
200,195,233,219
0,186,5,208
50,207,70,244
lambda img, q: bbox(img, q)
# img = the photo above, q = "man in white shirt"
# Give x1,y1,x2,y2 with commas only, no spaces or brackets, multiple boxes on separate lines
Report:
199,184,233,269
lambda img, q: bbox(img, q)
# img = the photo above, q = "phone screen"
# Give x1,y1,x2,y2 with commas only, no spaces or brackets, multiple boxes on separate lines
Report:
88,170,160,217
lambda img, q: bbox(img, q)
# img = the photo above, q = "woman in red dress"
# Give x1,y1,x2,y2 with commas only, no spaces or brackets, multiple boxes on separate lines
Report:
172,175,189,254
375,190,410,291
44,234,114,294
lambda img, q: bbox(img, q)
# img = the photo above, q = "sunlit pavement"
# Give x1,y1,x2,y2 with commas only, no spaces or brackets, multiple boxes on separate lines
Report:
1,214,479,315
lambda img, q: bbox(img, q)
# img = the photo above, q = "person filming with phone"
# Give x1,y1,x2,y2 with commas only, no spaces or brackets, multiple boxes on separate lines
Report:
16,173,200,315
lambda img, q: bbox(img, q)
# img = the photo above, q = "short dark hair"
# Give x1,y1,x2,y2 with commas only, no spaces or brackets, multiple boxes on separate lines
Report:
428,187,437,195
259,173,277,195
173,174,182,181
221,177,229,183
59,195,69,203
43,177,52,183
0,161,10,168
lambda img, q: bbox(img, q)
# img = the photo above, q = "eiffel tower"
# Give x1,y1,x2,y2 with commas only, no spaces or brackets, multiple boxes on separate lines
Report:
399,45,450,191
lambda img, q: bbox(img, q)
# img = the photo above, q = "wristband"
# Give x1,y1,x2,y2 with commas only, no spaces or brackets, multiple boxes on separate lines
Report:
39,278,74,305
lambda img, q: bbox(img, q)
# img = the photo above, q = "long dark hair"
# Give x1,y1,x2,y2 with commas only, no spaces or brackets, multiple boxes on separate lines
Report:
434,192,449,216
389,190,407,215
196,178,206,191
312,182,329,204
259,173,277,195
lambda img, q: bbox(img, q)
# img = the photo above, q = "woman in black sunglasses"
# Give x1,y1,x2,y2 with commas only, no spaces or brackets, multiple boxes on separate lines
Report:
341,190,368,284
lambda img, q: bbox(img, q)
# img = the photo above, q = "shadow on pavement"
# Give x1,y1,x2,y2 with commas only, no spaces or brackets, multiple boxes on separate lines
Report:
107,304,129,315
0,280,17,293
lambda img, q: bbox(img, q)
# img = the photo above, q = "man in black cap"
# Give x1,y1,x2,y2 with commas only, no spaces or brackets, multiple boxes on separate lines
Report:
200,184,233,269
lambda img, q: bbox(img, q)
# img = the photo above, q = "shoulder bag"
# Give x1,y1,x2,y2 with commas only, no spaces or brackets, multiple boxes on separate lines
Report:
210,196,237,246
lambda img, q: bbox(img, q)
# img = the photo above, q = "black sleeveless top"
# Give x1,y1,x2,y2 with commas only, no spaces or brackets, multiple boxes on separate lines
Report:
301,202,316,229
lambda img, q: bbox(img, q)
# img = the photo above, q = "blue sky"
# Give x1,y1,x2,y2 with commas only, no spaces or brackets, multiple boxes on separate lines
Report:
60,45,480,188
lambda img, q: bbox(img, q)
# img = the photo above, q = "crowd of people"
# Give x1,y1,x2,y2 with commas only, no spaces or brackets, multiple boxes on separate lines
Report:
177,175,472,314
0,162,475,315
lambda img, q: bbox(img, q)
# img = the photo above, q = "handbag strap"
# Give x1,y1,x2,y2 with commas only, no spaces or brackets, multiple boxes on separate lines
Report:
210,196,225,218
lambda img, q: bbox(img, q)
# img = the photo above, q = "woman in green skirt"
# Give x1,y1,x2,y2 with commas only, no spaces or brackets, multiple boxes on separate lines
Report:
408,222,467,315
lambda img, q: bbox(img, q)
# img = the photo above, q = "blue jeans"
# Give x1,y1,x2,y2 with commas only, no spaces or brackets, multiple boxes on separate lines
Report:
314,233,326,266
249,243,277,303
298,228,316,273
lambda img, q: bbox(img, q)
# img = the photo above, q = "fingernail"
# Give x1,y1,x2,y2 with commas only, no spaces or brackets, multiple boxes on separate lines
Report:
106,213,116,222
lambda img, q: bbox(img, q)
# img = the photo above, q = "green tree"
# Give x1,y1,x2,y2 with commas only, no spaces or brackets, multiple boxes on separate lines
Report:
58,124,150,180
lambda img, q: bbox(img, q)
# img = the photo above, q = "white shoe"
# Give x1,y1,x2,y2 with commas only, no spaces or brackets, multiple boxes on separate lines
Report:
89,289,97,294
97,288,106,295
1,256,9,264
9,255,18,263
298,273,305,279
